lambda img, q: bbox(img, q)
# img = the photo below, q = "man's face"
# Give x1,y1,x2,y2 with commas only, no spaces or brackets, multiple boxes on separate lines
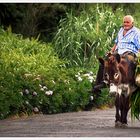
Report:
123,17,133,31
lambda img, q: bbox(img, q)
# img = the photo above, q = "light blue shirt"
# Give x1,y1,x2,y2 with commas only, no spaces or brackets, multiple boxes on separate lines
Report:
115,26,140,55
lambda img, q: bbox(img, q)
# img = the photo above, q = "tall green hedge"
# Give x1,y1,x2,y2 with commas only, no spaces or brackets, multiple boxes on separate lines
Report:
0,27,98,119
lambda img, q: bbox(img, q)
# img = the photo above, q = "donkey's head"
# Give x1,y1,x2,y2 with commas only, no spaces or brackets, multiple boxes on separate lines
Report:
99,53,121,85
99,53,136,96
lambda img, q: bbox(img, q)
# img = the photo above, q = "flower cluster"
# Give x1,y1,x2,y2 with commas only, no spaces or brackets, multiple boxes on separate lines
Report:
21,89,38,96
75,71,95,83
39,84,53,96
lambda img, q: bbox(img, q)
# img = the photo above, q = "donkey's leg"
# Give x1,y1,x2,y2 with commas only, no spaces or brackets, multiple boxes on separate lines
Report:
120,95,124,125
122,96,130,126
120,95,130,128
115,94,121,127
121,109,129,128
122,108,129,124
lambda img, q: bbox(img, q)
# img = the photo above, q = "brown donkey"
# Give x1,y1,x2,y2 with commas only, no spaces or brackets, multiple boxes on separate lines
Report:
99,53,137,127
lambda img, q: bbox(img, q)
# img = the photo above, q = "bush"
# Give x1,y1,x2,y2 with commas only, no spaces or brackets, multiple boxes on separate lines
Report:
0,27,97,119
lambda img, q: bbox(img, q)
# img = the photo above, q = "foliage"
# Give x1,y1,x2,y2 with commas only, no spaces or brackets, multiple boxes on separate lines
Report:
1,3,140,43
131,90,140,120
0,27,100,119
53,5,123,67
1,3,140,120
0,3,67,42
93,88,115,108
131,57,140,120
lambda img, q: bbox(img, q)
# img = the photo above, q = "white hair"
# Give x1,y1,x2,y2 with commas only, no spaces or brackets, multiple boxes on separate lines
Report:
123,15,134,23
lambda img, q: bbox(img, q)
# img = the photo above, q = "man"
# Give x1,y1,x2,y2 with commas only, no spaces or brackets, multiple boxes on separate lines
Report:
92,15,140,94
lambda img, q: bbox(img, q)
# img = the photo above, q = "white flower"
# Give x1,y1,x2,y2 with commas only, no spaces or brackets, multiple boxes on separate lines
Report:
52,80,56,84
25,89,29,94
50,91,53,95
88,76,94,83
78,76,82,81
25,101,29,105
39,84,42,88
33,107,39,113
39,101,43,104
43,86,48,90
64,80,70,84
75,72,81,78
40,88,44,91
69,88,71,91
88,76,94,80
32,91,37,96
19,91,23,96
90,96,94,101
45,90,53,96
83,73,90,77
89,71,93,75
45,91,49,95
75,74,79,78
77,72,80,75
89,79,93,83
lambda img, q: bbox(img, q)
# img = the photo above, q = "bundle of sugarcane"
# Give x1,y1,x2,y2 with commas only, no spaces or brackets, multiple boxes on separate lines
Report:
131,56,140,120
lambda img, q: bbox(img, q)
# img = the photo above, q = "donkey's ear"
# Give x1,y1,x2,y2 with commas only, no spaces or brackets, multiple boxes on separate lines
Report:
98,57,104,65
115,53,121,63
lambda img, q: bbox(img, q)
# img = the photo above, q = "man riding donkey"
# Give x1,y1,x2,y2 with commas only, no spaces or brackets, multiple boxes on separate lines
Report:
92,15,140,94
92,15,140,127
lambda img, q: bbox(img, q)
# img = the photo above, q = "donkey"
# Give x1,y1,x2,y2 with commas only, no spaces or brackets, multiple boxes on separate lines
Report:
98,53,137,127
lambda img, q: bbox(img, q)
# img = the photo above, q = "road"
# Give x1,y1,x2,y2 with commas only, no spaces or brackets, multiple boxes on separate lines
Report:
0,107,140,137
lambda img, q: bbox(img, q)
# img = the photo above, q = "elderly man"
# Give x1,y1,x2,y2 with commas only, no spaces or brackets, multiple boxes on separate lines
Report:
93,15,140,94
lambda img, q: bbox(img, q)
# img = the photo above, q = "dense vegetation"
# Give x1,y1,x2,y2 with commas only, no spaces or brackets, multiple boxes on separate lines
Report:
0,3,140,120
0,27,114,119
53,5,122,67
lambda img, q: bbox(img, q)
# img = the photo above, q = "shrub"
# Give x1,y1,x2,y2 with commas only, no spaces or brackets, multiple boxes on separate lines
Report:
0,27,97,119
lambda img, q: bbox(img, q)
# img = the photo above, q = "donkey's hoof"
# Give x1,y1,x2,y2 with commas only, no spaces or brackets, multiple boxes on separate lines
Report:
120,123,128,128
115,121,122,128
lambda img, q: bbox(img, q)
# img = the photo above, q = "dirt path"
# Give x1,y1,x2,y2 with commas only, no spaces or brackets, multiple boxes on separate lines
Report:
0,107,140,137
